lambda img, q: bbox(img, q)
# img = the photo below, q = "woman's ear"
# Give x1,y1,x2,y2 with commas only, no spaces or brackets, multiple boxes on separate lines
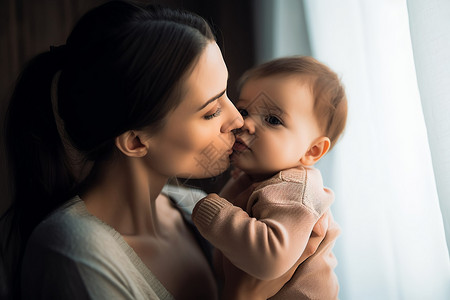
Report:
300,136,331,166
115,131,148,157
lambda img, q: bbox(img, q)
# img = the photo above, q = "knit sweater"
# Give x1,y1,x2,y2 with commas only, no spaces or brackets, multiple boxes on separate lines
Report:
192,166,340,299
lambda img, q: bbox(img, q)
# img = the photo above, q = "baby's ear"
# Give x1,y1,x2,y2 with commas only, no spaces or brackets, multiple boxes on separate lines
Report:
115,130,148,158
300,136,331,166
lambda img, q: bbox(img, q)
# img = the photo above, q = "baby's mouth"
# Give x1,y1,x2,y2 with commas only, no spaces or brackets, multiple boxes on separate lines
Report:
233,137,250,152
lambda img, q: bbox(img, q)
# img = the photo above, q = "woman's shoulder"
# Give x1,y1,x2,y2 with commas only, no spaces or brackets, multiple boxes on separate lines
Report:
22,196,172,299
27,196,122,256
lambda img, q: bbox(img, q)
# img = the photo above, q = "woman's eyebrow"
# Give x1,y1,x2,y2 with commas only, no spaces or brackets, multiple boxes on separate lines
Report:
197,89,226,111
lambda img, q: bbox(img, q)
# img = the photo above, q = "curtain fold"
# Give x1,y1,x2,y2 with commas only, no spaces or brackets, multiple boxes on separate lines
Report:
407,0,450,258
252,0,311,63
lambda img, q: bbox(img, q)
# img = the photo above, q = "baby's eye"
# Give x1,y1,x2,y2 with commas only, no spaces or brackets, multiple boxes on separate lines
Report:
238,108,249,117
265,115,282,125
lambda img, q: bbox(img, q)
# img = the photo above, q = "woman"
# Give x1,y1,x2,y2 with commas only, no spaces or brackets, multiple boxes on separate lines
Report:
0,1,295,299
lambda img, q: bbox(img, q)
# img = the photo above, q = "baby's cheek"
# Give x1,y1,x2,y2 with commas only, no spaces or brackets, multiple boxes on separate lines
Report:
258,142,293,170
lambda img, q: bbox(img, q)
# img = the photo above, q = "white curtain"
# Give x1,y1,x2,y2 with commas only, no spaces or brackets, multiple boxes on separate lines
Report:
253,0,450,299
407,0,450,259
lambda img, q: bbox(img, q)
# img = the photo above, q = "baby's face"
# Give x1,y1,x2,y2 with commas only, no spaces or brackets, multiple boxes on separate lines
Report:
231,75,322,179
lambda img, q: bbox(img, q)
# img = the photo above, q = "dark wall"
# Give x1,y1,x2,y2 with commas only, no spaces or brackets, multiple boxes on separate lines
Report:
0,0,255,214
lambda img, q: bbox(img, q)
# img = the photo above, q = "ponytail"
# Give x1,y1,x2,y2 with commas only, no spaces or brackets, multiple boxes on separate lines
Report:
1,48,75,299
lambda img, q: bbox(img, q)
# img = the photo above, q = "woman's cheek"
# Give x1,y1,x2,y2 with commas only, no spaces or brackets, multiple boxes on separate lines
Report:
166,126,220,177
182,126,232,178
148,118,232,178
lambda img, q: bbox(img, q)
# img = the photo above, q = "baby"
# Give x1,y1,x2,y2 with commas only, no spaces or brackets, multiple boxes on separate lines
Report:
192,56,348,299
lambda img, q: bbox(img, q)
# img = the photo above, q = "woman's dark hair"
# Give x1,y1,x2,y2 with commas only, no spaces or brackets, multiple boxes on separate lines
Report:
0,1,215,298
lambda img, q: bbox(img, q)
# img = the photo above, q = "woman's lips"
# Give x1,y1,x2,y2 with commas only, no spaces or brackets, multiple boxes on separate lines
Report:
233,138,249,152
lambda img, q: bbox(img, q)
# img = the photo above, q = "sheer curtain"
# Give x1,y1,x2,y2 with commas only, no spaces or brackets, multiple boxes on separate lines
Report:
253,0,450,299
407,0,450,259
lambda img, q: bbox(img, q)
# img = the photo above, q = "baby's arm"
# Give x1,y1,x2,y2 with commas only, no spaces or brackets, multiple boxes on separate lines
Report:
192,168,333,280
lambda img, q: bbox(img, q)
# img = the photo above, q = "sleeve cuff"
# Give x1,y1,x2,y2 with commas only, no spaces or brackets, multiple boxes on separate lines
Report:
192,194,231,228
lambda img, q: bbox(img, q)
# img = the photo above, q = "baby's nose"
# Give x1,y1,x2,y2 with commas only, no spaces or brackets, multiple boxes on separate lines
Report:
241,116,256,134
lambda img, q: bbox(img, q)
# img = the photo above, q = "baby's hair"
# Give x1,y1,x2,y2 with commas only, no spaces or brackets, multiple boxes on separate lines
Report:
238,56,348,150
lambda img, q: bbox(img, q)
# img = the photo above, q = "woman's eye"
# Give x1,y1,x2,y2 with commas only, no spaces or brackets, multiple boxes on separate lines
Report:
238,108,248,117
265,115,282,125
204,107,222,120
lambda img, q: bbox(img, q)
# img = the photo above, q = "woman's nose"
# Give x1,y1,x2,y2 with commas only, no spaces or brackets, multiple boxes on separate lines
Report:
221,97,244,133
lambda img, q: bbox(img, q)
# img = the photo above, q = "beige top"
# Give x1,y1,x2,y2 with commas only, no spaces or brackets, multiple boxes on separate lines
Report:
21,196,174,299
192,166,340,300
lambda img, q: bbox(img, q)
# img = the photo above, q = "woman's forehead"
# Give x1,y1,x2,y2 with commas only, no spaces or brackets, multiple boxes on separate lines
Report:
178,42,228,111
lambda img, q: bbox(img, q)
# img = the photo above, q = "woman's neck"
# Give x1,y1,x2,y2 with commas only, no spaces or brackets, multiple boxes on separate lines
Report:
81,155,168,237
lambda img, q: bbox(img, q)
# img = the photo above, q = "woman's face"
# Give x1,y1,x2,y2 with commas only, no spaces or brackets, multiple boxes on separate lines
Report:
143,42,244,179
